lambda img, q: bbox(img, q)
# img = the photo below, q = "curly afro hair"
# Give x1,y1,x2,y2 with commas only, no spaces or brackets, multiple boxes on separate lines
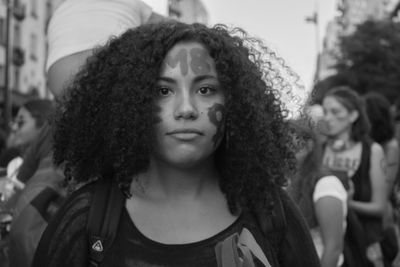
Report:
53,21,299,214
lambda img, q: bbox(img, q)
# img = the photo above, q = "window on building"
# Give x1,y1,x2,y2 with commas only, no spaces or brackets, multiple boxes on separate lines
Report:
31,0,38,18
0,19,5,46
14,68,20,91
30,33,37,60
0,65,5,87
13,24,21,47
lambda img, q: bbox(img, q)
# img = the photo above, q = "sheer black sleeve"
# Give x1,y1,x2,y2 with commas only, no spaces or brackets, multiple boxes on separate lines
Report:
32,183,95,267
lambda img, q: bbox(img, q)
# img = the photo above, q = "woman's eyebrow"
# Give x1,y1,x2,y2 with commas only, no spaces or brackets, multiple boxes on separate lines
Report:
157,77,176,83
193,75,218,83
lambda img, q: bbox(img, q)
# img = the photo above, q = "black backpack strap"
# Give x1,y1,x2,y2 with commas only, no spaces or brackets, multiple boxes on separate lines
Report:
87,179,125,267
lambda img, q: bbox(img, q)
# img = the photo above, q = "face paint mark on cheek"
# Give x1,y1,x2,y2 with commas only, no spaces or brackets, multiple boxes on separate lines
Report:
190,48,212,75
152,105,163,124
165,48,189,76
207,103,226,147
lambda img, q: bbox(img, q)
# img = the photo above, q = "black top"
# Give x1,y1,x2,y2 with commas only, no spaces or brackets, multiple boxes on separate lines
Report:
351,138,383,245
102,208,272,266
33,182,320,267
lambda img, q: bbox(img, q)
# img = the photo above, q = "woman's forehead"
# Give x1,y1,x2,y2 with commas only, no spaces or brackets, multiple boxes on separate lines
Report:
167,41,209,56
161,41,216,76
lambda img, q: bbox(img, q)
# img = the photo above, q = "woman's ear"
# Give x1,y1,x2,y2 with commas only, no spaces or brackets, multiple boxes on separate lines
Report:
349,110,359,123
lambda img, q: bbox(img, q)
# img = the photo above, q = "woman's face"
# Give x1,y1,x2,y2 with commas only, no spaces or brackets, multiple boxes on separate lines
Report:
153,41,225,168
11,107,41,147
322,95,357,138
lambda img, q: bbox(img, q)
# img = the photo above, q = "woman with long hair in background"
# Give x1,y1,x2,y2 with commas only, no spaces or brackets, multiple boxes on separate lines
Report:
321,86,387,266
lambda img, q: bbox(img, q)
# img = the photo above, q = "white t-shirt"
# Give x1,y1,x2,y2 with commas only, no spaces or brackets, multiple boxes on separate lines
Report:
310,175,347,266
46,0,153,71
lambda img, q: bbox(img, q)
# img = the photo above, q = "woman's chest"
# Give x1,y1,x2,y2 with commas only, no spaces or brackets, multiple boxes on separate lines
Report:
322,142,362,177
101,210,276,267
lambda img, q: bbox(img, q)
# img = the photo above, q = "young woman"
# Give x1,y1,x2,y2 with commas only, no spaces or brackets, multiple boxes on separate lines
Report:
15,99,53,141
0,99,54,195
288,119,347,267
0,99,53,188
33,22,319,267
3,99,54,157
321,86,388,264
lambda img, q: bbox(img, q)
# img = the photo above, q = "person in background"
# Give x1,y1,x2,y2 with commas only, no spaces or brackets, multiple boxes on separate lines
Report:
33,21,320,267
287,118,347,267
0,99,54,267
0,99,54,200
0,100,54,167
364,92,400,267
10,100,53,150
321,86,387,266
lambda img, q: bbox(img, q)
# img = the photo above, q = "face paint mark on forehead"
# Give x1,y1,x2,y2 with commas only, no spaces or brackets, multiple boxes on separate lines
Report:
190,47,212,75
208,103,226,147
165,48,189,76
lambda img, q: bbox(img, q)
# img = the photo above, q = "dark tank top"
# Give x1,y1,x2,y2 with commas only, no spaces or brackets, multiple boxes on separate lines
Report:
350,138,383,245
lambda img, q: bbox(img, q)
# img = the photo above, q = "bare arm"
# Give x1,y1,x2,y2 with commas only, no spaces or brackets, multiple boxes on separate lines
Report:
349,143,388,217
315,196,345,267
383,140,399,196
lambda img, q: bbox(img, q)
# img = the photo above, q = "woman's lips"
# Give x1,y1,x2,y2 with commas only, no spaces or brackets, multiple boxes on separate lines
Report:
166,129,203,140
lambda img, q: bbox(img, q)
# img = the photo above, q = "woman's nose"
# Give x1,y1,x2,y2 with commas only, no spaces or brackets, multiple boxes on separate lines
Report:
174,92,199,120
322,111,331,121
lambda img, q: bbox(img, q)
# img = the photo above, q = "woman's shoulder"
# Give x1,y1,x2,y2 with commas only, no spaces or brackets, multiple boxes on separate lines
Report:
62,181,96,211
47,181,96,235
370,141,385,158
383,138,399,154
385,138,399,148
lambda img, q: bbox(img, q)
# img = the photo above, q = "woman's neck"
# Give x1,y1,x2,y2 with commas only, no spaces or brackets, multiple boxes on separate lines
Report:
333,129,351,143
328,130,355,151
135,157,221,201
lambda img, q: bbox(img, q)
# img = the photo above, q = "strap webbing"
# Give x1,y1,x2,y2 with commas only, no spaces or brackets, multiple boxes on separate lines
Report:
87,179,124,267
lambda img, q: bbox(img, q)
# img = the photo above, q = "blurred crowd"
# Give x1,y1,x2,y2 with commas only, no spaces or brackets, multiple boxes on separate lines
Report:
287,87,400,267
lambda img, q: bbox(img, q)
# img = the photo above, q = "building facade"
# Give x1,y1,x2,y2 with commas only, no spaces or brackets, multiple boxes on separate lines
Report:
0,0,63,103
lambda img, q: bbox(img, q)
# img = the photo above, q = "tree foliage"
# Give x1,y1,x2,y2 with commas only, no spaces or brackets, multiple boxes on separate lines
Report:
334,19,400,103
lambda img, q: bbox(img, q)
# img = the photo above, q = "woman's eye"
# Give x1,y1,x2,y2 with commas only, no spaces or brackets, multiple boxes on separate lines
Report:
198,87,214,95
158,87,172,97
331,110,340,116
